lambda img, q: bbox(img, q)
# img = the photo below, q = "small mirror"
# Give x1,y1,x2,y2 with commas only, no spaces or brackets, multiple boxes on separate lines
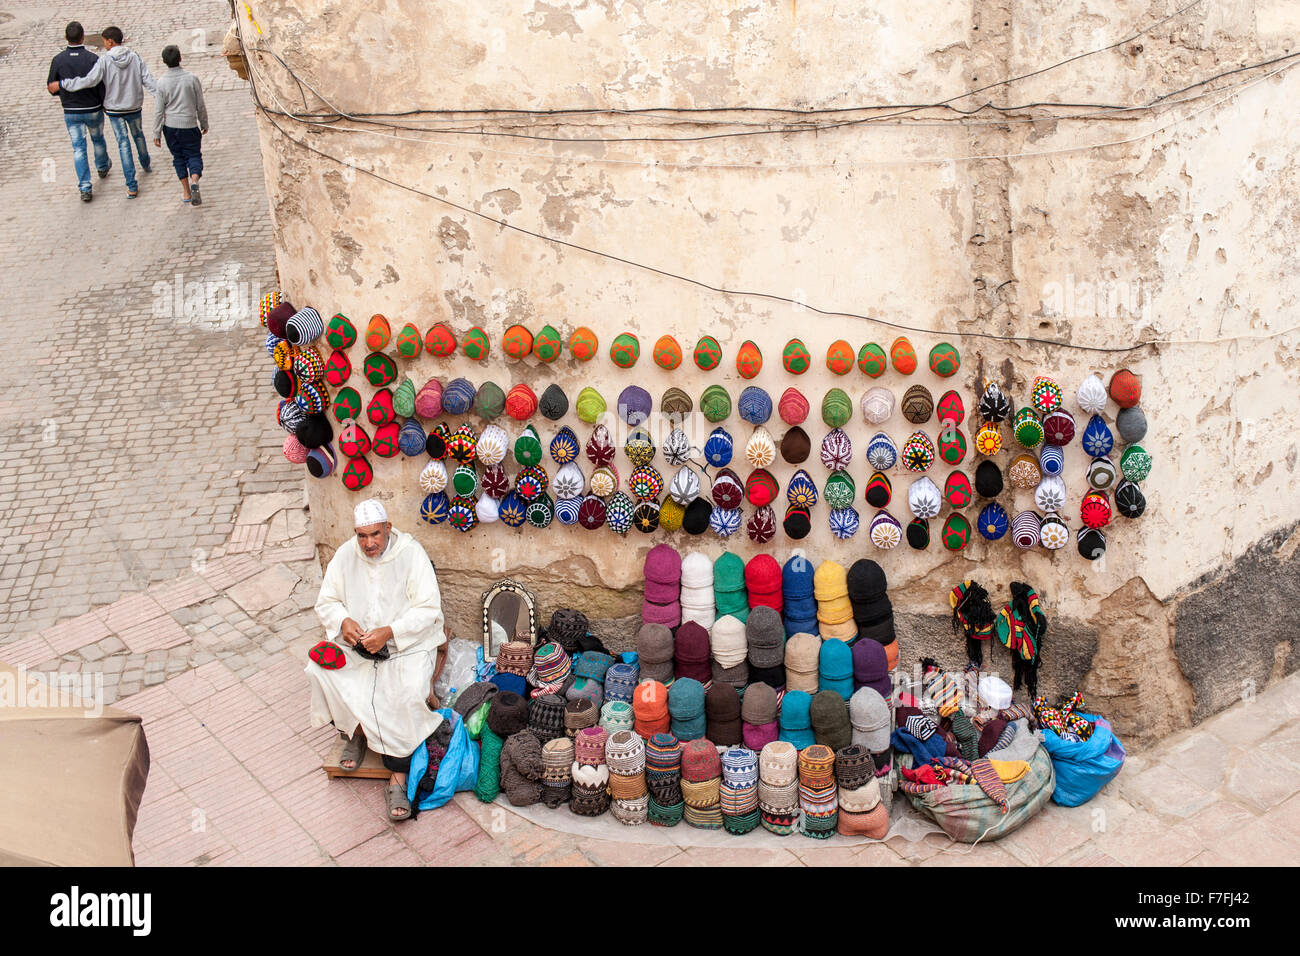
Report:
482,579,537,656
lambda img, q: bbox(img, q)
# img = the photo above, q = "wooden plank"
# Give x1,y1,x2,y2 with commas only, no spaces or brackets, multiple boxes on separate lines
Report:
322,738,391,779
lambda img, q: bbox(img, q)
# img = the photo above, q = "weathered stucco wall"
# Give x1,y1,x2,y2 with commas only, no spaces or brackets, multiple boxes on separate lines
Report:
240,0,1300,744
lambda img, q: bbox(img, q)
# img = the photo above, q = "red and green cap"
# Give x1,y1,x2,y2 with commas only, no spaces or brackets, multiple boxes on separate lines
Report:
533,324,562,363
366,388,395,426
325,313,356,349
363,351,397,387
332,386,362,421
943,471,973,509
782,338,811,374
324,349,351,387
341,455,373,490
610,332,640,368
395,322,422,358
424,322,457,357
462,327,490,360
928,342,961,377
857,343,887,377
693,335,722,371
372,422,400,458
936,389,965,425
941,513,971,551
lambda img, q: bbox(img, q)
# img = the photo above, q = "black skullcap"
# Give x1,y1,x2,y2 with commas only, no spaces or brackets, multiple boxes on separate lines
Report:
1115,480,1146,519
683,498,712,535
486,691,529,737
539,383,569,421
906,517,930,549
846,559,888,600
295,413,333,449
1077,527,1106,560
975,460,1004,498
783,507,811,540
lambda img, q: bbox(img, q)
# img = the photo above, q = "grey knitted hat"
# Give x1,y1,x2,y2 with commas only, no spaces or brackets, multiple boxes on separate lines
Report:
848,687,892,751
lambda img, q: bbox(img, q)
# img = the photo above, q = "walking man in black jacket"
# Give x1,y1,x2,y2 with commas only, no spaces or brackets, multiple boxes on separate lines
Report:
46,21,111,201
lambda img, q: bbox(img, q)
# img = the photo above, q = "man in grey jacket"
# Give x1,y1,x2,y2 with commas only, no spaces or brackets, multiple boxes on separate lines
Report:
151,45,209,206
51,26,157,198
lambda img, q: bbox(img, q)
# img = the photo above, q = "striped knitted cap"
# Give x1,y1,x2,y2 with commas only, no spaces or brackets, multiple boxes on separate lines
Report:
680,739,723,783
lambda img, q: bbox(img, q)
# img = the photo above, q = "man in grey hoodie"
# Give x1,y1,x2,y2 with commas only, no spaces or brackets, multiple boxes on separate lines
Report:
51,26,157,198
151,45,209,206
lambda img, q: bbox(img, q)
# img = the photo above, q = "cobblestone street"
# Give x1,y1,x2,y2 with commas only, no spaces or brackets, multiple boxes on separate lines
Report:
2,1,1299,868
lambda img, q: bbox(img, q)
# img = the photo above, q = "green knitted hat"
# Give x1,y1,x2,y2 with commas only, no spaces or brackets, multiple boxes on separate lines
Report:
325,313,357,350
823,470,856,509
363,351,397,387
393,377,416,418
474,381,506,420
821,387,852,428
533,324,563,363
610,332,640,368
395,322,423,358
693,336,722,371
858,343,887,378
332,386,361,421
576,386,606,424
713,552,746,592
782,338,811,375
514,425,543,465
701,384,731,423
462,327,490,360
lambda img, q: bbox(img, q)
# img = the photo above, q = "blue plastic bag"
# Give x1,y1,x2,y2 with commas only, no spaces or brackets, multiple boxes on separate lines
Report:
1039,713,1125,806
407,708,480,811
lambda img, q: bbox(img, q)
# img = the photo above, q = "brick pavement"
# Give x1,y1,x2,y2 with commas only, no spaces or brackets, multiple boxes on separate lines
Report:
4,1,1300,868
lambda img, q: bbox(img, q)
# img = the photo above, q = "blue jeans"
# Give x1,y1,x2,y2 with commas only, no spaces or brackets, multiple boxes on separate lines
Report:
108,111,151,191
64,110,110,193
162,125,203,180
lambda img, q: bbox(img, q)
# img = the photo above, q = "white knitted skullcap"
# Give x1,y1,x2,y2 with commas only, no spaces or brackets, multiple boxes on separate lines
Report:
680,551,714,589
907,476,941,519
476,424,509,467
861,387,894,425
419,459,447,494
354,499,388,527
745,428,776,468
710,614,748,668
1076,374,1108,416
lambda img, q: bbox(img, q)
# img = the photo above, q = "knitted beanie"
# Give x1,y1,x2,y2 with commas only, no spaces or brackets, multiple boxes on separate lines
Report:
668,678,707,719
785,632,821,673
711,659,749,694
705,683,743,745
744,554,782,596
499,730,544,806
710,615,748,668
644,543,683,584
528,694,567,743
673,622,712,683
604,662,640,703
633,681,671,738
818,639,855,702
848,687,892,751
810,691,853,751
740,682,779,724
539,383,569,420
680,739,723,783
486,691,529,738
745,606,786,668
846,559,888,601
834,745,877,792
713,552,746,593
813,561,849,601
573,651,616,682
747,662,787,691
637,623,675,664
680,551,714,589
851,639,892,696
547,608,589,653
564,697,598,736
778,691,815,749
574,726,609,765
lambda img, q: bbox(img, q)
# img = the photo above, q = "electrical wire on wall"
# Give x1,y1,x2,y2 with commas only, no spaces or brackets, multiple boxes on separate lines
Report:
232,8,1300,354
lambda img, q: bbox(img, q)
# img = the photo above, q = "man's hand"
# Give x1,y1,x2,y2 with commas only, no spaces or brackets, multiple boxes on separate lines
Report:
47,80,61,94
201,128,208,135
339,618,364,647
153,137,161,147
359,626,393,654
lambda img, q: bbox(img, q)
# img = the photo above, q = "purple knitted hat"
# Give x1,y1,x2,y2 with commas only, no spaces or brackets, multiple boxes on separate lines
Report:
851,638,892,697
644,543,683,585
642,599,682,628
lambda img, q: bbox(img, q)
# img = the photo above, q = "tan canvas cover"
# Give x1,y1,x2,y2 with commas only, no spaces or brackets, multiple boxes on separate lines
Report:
0,662,150,866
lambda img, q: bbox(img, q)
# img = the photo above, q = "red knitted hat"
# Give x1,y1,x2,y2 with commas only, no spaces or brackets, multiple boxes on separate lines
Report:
680,739,722,782
505,383,538,421
674,621,711,663
744,554,782,595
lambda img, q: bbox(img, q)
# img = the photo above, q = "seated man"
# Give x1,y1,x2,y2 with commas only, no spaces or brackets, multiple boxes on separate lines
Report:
308,499,446,821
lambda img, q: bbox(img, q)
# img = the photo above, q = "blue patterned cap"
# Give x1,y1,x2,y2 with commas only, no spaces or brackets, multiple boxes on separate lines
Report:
738,386,773,425
549,426,580,465
828,506,860,540
555,496,582,525
498,490,528,528
1038,443,1065,476
420,492,449,525
1081,414,1114,458
704,427,734,468
786,469,819,508
709,505,742,538
866,431,897,471
606,491,635,534
977,502,1009,540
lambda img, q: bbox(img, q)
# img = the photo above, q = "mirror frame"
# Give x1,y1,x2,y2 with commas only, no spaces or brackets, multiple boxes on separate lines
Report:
481,578,538,655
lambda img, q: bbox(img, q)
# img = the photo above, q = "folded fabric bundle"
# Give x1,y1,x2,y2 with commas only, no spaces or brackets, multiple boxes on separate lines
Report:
813,560,849,601
819,639,854,700
851,639,893,697
600,700,635,735
745,606,786,668
706,683,743,745
496,641,534,676
565,676,604,710
747,662,786,691
710,615,748,668
811,690,852,750
564,697,597,737
604,661,639,703
574,651,616,682
574,726,609,766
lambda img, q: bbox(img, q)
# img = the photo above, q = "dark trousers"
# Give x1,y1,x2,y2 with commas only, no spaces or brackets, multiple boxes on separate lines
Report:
162,124,203,180
381,753,412,774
